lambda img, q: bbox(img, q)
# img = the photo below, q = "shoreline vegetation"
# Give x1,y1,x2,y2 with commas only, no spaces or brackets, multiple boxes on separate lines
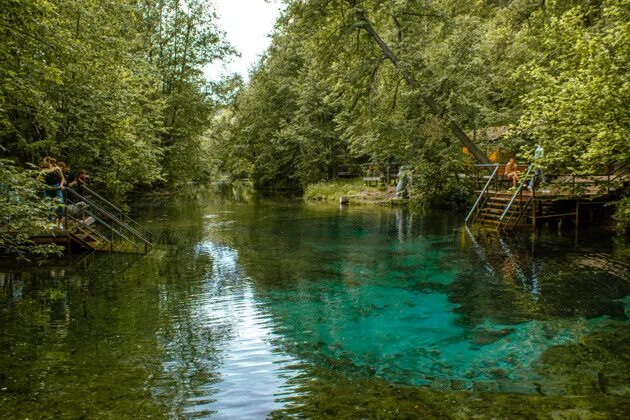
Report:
0,1,628,416
1,0,629,258
304,179,408,206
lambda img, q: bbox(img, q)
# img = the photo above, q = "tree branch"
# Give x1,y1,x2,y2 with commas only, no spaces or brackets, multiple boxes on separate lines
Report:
351,6,490,163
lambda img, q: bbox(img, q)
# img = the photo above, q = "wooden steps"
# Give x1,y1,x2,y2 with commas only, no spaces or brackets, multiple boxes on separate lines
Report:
29,187,153,254
470,192,532,230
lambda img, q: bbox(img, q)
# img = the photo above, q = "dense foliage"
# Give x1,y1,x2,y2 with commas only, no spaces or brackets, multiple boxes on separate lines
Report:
213,0,628,208
514,1,630,172
0,0,232,201
1,0,629,245
0,158,62,260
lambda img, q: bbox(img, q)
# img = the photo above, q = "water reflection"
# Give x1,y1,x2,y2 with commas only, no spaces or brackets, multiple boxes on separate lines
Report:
168,241,300,418
0,188,629,418
457,228,629,323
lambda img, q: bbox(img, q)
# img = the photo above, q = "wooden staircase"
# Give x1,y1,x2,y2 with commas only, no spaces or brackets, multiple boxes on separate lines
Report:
465,164,534,232
63,187,153,254
475,193,532,229
466,161,629,232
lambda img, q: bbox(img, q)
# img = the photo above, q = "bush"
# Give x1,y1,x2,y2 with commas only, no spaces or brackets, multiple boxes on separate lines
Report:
0,159,63,261
304,178,375,201
613,196,630,233
409,137,475,209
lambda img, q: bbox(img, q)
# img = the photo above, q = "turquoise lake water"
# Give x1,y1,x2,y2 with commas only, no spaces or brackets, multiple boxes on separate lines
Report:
1,184,629,417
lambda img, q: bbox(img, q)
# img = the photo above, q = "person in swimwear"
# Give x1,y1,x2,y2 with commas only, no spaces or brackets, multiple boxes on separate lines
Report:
505,157,519,188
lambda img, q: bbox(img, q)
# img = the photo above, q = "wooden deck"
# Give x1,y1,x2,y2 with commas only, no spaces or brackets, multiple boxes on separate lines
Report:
30,228,148,254
466,163,628,231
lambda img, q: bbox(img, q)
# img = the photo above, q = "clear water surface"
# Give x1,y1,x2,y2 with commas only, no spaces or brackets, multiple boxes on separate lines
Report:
1,183,629,418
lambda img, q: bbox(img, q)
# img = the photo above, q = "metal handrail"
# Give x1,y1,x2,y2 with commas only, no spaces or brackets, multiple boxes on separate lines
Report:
81,186,152,241
510,195,533,229
76,201,142,250
67,204,122,251
66,213,113,248
80,185,151,240
499,164,533,224
68,198,138,250
540,163,628,187
465,164,499,223
66,188,150,250
67,188,150,246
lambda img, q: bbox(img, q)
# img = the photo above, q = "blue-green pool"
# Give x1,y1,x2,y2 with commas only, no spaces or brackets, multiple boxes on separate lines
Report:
1,184,629,417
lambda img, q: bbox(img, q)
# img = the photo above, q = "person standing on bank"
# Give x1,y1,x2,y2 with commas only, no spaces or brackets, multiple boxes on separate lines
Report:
40,157,66,229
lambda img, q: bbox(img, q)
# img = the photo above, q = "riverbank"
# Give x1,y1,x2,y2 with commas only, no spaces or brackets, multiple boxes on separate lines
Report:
304,178,408,206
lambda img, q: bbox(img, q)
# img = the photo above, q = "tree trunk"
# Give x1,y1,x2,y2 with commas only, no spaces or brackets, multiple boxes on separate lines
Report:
354,8,490,164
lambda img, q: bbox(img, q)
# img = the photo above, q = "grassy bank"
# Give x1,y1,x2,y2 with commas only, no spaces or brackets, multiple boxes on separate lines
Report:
304,178,406,205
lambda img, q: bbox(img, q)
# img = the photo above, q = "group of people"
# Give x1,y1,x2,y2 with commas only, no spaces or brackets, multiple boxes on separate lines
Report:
39,156,89,229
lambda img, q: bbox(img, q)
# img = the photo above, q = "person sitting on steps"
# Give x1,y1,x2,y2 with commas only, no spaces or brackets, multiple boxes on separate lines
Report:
504,157,520,189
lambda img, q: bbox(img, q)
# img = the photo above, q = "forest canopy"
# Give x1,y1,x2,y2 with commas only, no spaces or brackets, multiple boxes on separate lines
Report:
1,0,235,201
1,0,628,209
211,0,629,203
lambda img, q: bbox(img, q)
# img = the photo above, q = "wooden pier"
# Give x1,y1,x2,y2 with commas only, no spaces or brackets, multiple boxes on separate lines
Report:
466,163,628,232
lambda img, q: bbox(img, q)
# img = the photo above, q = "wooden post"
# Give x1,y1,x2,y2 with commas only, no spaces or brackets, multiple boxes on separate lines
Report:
64,202,68,232
575,200,580,229
532,198,537,231
575,200,580,245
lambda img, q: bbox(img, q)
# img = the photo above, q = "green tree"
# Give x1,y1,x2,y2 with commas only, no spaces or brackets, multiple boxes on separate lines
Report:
513,0,630,173
0,159,63,260
1,0,234,202
140,0,234,184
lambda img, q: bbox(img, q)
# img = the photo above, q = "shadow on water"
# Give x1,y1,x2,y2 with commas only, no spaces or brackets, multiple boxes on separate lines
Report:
1,184,629,418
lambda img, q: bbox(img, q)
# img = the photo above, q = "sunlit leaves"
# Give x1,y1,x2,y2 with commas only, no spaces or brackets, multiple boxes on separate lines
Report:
514,0,630,173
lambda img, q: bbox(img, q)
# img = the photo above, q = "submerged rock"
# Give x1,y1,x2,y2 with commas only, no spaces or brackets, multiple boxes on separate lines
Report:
471,328,514,346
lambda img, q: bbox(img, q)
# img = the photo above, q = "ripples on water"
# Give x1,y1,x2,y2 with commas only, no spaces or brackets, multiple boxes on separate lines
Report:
1,187,629,418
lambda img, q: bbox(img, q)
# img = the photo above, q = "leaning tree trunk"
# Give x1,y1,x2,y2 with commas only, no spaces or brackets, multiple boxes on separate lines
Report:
353,7,490,164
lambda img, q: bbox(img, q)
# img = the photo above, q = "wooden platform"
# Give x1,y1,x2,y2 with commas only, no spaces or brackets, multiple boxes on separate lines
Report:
466,163,628,231
30,229,148,254
473,188,600,201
